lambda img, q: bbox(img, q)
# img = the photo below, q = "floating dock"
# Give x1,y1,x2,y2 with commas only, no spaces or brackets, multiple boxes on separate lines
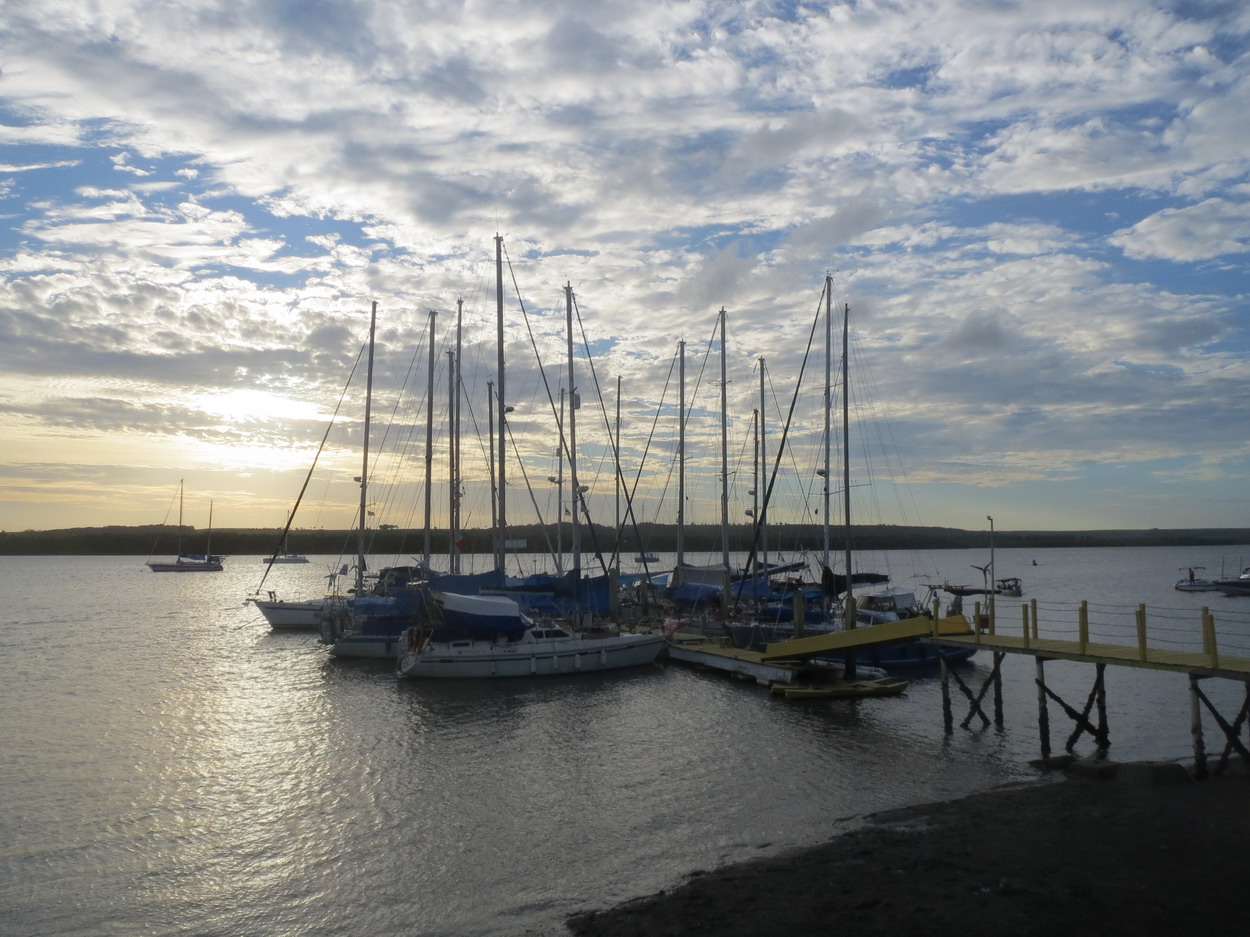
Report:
666,633,842,686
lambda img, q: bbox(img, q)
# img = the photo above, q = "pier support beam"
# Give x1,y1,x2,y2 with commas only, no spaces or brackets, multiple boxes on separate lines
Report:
1034,660,1111,757
1189,675,1250,779
939,650,1005,734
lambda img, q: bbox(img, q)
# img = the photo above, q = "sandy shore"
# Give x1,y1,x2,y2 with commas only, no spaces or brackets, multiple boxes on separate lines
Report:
566,761,1249,936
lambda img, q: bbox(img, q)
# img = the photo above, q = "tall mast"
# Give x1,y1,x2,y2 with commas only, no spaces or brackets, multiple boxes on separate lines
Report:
494,234,507,572
822,275,833,569
614,375,621,569
357,300,377,595
759,356,767,578
450,298,463,573
718,307,730,572
550,389,564,575
676,339,686,566
423,309,436,567
177,479,184,554
487,379,496,555
565,283,581,610
841,300,853,624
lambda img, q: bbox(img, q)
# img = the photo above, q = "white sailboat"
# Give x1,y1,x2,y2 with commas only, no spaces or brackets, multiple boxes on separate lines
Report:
147,481,224,572
398,280,665,678
251,303,377,629
261,518,309,564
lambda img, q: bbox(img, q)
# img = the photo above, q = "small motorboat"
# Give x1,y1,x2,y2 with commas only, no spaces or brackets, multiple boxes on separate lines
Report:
1175,567,1220,592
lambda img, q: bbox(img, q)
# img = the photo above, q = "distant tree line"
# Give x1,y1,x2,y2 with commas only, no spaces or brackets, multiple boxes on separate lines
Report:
1,523,1247,556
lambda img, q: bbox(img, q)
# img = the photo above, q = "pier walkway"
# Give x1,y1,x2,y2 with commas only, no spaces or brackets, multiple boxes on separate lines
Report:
761,599,1250,778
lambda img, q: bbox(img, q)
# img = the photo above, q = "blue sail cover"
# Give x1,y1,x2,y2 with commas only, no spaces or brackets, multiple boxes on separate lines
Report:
495,572,613,616
669,581,722,608
420,569,507,595
433,593,528,640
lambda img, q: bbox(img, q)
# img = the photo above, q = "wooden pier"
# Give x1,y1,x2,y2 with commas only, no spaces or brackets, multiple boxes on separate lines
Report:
935,599,1250,778
731,598,1250,778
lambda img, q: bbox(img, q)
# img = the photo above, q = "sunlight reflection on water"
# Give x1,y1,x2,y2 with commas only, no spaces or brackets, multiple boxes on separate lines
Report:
2,547,1249,936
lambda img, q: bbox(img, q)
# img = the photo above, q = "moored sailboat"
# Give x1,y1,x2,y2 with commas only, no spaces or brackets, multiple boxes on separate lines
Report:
147,481,224,572
398,590,664,678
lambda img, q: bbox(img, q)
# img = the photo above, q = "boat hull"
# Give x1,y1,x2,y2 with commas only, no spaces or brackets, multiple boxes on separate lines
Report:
148,560,223,572
251,598,324,629
398,632,665,678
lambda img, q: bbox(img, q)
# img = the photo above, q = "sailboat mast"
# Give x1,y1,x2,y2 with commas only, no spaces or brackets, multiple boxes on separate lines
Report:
494,234,507,572
676,339,686,566
423,309,436,567
451,298,463,573
823,275,833,568
177,478,184,554
357,300,377,596
841,300,853,626
614,375,621,569
718,307,730,572
565,283,581,608
759,356,767,577
206,499,213,557
487,380,496,549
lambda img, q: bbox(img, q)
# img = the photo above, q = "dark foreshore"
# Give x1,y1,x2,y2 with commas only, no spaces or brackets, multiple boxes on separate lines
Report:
3,523,1249,556
565,764,1250,937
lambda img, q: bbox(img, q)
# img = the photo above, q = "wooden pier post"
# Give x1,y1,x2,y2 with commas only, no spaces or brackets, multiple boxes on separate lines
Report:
1191,673,1208,780
1202,607,1219,669
940,653,953,734
1078,601,1088,654
1036,657,1051,759
1030,599,1038,640
1136,603,1148,661
993,651,1004,727
1021,603,1030,649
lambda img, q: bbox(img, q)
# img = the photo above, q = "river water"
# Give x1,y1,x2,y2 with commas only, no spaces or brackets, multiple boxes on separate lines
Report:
3,545,1250,936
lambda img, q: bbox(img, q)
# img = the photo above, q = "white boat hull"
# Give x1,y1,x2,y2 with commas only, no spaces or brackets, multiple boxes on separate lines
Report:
398,632,665,678
251,598,324,629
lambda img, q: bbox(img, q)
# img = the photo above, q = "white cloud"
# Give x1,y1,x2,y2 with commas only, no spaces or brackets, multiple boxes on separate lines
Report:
1110,197,1250,260
0,0,1246,530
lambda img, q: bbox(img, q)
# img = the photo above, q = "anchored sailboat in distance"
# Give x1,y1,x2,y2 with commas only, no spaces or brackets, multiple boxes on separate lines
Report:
147,480,224,572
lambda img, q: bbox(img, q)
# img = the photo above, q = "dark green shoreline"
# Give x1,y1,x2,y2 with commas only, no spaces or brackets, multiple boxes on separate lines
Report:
2,524,1247,556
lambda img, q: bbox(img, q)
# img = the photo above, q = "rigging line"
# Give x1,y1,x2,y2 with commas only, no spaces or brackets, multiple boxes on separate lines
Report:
569,291,655,567
501,243,564,444
369,319,438,559
633,353,680,529
253,339,369,595
733,283,826,609
501,418,561,570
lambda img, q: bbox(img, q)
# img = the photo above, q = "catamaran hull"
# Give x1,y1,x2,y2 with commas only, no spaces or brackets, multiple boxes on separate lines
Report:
398,633,665,678
148,561,223,572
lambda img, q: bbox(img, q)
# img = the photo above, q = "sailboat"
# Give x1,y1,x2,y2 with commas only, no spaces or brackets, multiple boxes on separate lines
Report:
398,281,665,678
147,481,224,572
800,277,973,671
261,517,309,564
251,303,378,630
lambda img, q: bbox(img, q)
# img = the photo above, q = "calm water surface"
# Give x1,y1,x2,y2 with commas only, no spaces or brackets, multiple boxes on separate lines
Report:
3,546,1250,936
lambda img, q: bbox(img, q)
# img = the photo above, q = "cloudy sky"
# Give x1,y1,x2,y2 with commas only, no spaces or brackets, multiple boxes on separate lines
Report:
1,0,1247,542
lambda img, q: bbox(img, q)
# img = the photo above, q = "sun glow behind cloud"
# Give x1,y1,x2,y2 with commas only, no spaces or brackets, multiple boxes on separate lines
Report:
0,0,1246,535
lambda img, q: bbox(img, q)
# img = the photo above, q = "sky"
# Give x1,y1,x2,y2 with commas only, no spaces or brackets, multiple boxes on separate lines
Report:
1,0,1248,541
